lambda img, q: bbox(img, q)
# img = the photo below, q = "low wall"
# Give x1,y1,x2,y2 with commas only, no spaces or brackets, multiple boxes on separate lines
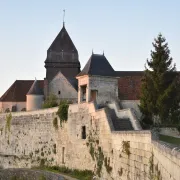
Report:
0,103,179,180
120,100,141,120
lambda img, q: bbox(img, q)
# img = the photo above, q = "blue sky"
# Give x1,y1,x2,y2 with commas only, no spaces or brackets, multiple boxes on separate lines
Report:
0,0,180,96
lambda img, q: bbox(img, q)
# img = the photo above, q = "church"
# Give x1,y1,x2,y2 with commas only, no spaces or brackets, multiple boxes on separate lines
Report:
0,23,143,112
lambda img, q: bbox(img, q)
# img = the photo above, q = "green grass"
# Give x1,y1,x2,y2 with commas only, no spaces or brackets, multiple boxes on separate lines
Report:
33,166,93,180
159,134,180,145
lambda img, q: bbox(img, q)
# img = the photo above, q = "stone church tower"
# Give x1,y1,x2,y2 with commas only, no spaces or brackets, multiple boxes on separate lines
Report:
44,24,81,98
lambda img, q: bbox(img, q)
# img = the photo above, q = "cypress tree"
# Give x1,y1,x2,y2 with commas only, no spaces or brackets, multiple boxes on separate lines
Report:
139,34,180,127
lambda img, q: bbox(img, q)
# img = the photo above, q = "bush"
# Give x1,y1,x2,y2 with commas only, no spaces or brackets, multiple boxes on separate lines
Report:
36,166,93,180
21,108,26,111
38,175,46,180
42,94,58,109
57,100,69,125
5,108,10,113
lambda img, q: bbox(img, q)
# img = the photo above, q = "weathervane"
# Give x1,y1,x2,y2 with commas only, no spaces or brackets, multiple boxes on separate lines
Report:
63,9,65,26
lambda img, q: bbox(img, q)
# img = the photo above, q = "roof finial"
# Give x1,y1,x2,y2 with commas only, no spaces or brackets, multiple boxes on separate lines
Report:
92,49,94,55
103,50,104,56
63,9,65,27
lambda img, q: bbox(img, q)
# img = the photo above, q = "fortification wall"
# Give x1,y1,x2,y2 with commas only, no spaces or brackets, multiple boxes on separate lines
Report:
0,103,179,180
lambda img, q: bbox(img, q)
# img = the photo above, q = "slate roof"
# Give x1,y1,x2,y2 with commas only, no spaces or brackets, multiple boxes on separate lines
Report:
47,25,78,53
0,80,44,102
77,54,116,77
27,80,44,95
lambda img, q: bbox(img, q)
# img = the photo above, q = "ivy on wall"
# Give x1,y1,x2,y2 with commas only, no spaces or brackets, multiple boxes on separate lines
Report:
86,131,112,177
122,141,131,157
57,100,69,126
5,113,12,133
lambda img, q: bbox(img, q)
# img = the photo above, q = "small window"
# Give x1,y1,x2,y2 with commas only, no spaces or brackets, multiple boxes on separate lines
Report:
82,126,86,139
58,91,61,95
62,147,65,164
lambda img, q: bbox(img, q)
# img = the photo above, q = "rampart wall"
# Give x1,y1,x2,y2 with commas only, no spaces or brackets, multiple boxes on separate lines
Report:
0,103,179,180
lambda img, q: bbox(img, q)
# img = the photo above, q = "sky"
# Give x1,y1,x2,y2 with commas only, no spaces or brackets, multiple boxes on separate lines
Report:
0,0,180,96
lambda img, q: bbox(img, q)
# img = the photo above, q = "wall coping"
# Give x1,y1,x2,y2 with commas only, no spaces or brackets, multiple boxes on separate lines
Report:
112,130,151,135
0,107,58,117
152,140,180,159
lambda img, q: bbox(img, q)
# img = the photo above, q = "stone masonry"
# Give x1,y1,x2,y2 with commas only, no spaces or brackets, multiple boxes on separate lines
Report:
0,102,179,180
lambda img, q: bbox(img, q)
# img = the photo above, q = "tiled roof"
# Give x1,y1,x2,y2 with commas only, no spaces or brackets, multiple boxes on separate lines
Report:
118,75,142,100
0,80,44,102
27,80,44,95
77,54,116,77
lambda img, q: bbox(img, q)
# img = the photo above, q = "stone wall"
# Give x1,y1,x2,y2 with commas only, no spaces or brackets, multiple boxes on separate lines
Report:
77,75,118,106
0,102,179,180
89,76,118,106
0,102,26,112
49,72,78,102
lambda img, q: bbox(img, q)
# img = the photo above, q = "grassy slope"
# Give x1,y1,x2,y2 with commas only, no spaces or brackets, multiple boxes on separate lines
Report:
159,134,180,146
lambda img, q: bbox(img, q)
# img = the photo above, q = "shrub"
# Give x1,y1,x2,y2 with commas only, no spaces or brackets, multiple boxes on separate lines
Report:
38,175,46,180
42,94,58,109
57,100,69,125
21,108,26,111
5,108,10,113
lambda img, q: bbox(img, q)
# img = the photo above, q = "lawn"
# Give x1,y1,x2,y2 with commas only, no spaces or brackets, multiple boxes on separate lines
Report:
159,134,180,146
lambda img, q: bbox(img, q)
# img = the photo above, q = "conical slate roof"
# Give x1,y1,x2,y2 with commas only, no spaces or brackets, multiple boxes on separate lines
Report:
77,54,115,77
27,80,43,95
48,25,78,53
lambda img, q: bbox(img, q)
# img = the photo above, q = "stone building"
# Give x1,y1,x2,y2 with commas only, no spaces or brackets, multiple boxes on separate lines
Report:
0,80,44,112
44,24,81,99
76,53,118,106
0,24,81,112
0,23,144,112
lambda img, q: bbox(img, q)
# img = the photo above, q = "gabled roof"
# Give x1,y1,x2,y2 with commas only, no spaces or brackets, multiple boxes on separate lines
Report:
51,71,78,91
27,80,44,95
77,54,115,77
48,25,78,53
0,80,44,102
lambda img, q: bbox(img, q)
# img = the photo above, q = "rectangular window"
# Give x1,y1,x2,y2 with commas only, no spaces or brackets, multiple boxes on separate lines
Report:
62,147,65,164
82,126,86,139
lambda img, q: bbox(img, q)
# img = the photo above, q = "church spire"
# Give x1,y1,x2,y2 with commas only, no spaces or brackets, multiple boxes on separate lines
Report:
63,9,65,27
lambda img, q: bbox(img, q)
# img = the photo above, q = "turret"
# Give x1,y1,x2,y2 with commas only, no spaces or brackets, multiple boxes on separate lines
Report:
26,80,44,111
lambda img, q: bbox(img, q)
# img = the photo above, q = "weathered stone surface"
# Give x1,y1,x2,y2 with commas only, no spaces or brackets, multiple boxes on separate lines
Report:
0,102,179,180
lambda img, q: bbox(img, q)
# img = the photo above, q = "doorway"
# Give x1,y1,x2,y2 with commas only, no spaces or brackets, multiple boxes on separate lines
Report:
91,90,98,101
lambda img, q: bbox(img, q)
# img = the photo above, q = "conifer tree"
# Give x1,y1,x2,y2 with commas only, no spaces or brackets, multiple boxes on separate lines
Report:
139,34,180,127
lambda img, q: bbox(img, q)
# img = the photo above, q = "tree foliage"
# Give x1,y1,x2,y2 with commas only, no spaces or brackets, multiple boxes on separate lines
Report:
57,100,69,125
42,94,58,108
139,34,180,127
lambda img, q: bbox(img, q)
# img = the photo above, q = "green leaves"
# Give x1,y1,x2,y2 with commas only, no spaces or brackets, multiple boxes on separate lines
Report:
139,34,180,127
42,94,58,109
56,100,69,126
